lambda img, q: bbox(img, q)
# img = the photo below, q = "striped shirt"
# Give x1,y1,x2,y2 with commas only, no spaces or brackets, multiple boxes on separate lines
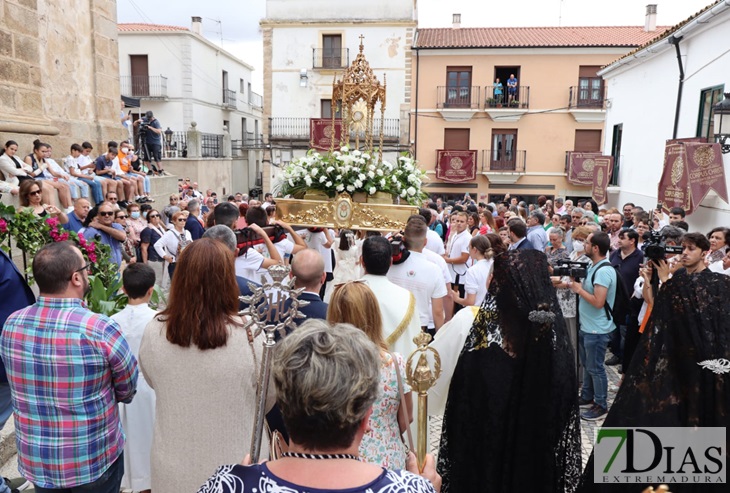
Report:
0,297,138,488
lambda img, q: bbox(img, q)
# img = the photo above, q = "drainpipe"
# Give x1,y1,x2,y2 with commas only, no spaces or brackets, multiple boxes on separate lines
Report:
668,36,684,139
413,46,419,159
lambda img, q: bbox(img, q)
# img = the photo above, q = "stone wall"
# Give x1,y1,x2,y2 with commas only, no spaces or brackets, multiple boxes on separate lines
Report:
164,157,251,198
0,0,125,154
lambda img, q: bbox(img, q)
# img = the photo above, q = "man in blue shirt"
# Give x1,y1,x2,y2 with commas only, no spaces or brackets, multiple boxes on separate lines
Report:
526,210,549,252
569,231,616,421
507,74,518,103
63,198,90,233
134,111,166,175
80,202,127,267
94,143,125,206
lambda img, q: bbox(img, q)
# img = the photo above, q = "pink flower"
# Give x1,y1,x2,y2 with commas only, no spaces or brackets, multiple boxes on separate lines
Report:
0,219,7,233
78,236,87,247
86,243,96,252
45,217,59,228
88,252,97,263
59,232,70,242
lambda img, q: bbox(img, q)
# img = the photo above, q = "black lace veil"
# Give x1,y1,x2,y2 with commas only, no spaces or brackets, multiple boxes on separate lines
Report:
579,270,730,492
438,249,581,492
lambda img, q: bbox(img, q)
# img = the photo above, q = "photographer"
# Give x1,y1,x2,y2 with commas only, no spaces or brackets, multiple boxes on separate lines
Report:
134,110,167,175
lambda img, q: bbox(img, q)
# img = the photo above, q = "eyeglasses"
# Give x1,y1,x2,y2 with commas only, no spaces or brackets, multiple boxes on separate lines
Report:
29,190,42,196
72,262,92,277
116,215,128,219
99,211,114,217
108,197,118,202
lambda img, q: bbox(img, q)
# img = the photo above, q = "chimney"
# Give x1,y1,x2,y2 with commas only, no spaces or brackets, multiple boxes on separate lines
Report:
452,13,461,29
191,16,203,35
644,4,657,32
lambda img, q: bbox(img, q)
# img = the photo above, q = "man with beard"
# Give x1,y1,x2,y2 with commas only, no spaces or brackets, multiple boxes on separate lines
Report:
0,242,138,492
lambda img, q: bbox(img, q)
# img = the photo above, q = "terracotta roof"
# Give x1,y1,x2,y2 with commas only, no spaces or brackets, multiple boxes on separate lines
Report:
118,23,189,33
605,0,727,67
413,26,671,49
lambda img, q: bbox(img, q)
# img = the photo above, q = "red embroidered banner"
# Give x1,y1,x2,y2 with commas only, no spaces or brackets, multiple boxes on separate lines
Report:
658,140,727,214
436,150,477,183
567,152,603,186
591,157,613,205
309,119,343,151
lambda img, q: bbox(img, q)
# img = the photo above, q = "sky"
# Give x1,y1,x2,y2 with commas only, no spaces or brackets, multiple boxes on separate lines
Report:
116,0,714,92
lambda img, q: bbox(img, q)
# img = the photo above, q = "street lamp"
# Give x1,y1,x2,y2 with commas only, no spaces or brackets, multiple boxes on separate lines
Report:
712,93,730,154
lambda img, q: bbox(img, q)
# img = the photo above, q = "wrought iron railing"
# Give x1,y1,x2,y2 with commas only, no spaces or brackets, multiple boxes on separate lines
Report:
312,48,350,69
223,89,237,109
120,75,168,98
201,133,223,158
269,118,400,140
437,86,481,109
249,91,263,109
485,85,530,109
569,85,607,109
481,149,527,172
233,133,265,151
165,131,187,158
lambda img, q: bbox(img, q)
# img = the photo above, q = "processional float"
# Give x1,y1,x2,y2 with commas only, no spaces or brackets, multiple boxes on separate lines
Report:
243,38,441,470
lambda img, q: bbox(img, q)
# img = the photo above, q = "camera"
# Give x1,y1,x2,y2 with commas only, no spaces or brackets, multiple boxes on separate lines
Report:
553,260,590,280
641,229,683,262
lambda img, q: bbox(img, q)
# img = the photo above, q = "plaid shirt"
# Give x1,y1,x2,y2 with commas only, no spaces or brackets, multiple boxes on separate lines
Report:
0,297,138,488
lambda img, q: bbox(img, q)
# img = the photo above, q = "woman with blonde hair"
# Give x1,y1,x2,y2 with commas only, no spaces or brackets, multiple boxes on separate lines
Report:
327,281,413,469
153,210,192,281
140,238,269,492
452,235,493,308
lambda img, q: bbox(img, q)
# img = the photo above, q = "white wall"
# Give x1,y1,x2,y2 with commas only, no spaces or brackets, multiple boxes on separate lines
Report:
266,0,416,21
602,8,730,232
270,25,410,119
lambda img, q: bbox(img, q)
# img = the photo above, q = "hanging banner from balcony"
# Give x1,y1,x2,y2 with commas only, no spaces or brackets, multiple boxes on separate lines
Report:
566,152,603,186
591,157,613,205
310,119,343,151
658,140,727,214
436,150,477,183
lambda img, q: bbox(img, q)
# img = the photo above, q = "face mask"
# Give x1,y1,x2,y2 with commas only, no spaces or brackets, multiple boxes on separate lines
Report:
142,211,148,219
572,240,585,252
126,148,133,154
131,211,141,219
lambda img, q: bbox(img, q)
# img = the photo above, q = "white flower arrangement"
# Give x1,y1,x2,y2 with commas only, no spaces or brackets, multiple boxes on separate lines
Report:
275,148,427,206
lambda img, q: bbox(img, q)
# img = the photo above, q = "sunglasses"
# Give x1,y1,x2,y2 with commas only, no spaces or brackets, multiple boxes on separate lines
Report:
108,197,118,201
176,218,186,222
99,211,114,217
117,215,128,219
30,190,42,196
148,214,160,218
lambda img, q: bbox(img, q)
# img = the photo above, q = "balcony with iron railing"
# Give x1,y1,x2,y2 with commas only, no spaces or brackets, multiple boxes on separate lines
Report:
223,89,237,109
484,85,530,109
248,91,263,109
481,149,527,184
269,117,400,141
436,86,480,121
120,75,168,98
568,85,608,123
312,48,350,69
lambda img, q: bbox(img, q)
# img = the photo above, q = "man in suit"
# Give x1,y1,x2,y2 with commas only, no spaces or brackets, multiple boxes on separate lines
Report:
289,248,328,322
507,218,535,250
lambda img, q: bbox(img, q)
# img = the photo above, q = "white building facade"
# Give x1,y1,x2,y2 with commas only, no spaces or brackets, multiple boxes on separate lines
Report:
260,0,417,192
118,19,263,193
600,1,730,232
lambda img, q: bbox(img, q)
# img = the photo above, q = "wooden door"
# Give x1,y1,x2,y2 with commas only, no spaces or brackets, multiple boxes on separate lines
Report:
130,55,149,97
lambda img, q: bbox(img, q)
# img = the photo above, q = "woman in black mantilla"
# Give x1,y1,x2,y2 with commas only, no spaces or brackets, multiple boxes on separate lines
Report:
578,268,730,492
437,249,581,492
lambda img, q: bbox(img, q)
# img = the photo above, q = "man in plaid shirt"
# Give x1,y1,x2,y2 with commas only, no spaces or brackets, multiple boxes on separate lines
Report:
0,242,138,492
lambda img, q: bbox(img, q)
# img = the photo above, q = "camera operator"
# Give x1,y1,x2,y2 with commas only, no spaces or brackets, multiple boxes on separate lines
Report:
134,110,167,176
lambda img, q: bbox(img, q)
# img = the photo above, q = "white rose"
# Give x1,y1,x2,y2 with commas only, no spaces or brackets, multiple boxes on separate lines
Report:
311,168,319,177
346,185,355,192
400,190,407,198
367,171,375,179
380,178,386,188
376,169,384,176
341,146,349,153
354,180,363,188
304,176,312,186
359,173,366,181
363,153,371,160
326,166,335,173
319,175,326,183
336,175,342,180
288,179,295,187
352,150,361,157
369,187,376,195
326,181,332,187
391,176,398,184
404,163,414,172
407,187,416,196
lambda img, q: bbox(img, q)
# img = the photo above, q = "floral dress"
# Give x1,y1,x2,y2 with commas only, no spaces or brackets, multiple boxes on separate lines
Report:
359,352,410,470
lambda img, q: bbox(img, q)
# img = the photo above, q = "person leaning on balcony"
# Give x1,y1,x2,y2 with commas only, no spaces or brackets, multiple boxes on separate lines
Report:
507,74,518,103
493,77,503,103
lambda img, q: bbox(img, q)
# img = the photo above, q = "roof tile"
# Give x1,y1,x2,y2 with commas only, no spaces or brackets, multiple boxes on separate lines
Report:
413,26,671,49
118,23,189,33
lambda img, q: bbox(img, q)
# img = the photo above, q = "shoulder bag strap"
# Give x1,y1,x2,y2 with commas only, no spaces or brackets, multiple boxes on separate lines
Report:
590,261,613,320
389,351,415,453
385,293,416,348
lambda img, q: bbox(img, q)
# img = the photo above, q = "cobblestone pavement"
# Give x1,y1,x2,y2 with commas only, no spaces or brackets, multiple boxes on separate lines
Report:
428,356,622,472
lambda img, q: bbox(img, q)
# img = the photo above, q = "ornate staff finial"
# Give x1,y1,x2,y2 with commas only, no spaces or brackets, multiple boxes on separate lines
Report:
359,34,365,52
405,331,441,472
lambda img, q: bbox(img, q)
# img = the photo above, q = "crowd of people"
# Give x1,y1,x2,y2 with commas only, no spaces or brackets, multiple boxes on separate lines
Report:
0,186,728,493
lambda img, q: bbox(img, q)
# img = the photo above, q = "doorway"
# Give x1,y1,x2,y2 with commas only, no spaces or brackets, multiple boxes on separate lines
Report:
490,130,517,170
494,66,521,104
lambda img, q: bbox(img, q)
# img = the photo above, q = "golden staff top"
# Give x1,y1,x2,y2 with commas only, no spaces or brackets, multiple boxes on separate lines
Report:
406,332,442,473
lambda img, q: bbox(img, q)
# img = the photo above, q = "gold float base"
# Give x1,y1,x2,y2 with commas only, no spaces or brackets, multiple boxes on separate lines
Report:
276,193,416,231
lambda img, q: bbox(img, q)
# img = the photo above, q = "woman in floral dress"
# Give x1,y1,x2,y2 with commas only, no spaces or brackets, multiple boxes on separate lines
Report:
327,281,413,469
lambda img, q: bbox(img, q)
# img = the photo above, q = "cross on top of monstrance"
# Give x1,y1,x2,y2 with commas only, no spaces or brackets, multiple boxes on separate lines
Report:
331,35,387,163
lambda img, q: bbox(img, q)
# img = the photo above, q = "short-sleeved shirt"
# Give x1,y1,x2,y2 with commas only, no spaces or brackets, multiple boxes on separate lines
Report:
143,118,162,146
140,226,165,261
63,212,85,233
94,155,114,175
298,230,333,273
464,258,493,306
387,251,448,326
81,223,125,266
579,259,617,334
235,248,266,280
446,229,471,283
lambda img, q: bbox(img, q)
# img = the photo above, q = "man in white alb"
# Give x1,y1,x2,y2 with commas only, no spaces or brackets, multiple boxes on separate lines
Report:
360,236,422,357
388,219,447,331
443,210,471,313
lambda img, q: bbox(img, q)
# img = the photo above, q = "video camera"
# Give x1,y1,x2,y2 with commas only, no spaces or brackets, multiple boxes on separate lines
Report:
641,229,683,262
234,225,288,257
553,260,590,280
